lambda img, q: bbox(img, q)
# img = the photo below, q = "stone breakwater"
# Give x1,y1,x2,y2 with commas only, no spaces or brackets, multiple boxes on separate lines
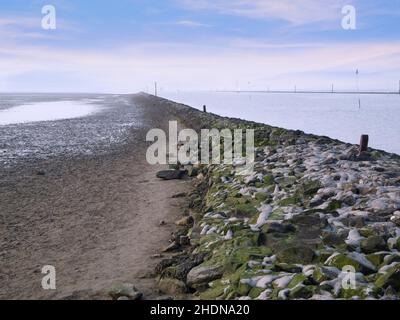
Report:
139,94,400,300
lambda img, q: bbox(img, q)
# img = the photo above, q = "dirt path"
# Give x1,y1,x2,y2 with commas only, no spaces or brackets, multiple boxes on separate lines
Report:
0,95,190,299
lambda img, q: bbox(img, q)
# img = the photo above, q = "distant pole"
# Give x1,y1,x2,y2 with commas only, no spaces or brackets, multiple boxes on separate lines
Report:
359,134,369,154
154,82,158,97
203,105,207,113
356,69,361,108
332,84,334,93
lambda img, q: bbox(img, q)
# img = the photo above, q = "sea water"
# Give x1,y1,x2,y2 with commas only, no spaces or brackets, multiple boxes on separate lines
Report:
162,91,400,155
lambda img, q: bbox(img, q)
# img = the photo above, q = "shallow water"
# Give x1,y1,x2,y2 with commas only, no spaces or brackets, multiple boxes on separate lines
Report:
0,100,100,125
162,91,400,154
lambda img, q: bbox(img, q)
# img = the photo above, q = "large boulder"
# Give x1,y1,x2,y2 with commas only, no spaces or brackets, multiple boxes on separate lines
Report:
186,264,224,288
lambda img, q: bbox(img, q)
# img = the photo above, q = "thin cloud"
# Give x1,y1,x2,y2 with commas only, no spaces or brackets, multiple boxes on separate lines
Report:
1,39,400,92
178,0,352,25
174,20,212,27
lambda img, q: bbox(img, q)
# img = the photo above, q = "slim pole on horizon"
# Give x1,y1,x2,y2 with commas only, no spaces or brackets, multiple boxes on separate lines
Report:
154,82,158,97
356,69,361,109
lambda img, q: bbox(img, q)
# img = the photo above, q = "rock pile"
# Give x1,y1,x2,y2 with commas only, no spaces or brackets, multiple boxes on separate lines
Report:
139,94,400,300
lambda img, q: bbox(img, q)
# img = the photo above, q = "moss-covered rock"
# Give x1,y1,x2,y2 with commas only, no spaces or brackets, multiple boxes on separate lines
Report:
366,252,387,268
273,263,302,273
338,287,367,299
237,281,252,296
322,232,345,247
231,203,258,217
276,246,315,264
287,274,308,290
326,200,342,211
375,263,400,290
263,175,275,186
325,253,360,270
222,246,272,272
279,196,302,207
248,287,265,299
295,180,322,199
254,192,269,202
158,278,187,296
289,285,314,299
360,235,387,254
312,267,328,284
275,176,297,188
325,253,376,274
198,285,227,300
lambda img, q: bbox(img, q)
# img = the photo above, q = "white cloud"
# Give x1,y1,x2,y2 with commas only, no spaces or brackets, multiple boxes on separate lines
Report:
179,0,351,25
0,17,39,28
174,20,211,27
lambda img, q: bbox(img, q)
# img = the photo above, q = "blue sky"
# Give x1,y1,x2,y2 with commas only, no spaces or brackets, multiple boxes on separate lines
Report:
0,0,399,92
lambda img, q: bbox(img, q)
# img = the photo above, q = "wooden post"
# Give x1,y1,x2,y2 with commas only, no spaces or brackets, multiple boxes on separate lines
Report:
359,134,369,154
203,105,207,113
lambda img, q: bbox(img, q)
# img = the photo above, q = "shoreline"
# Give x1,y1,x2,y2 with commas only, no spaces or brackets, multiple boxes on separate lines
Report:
137,93,400,300
1,92,399,300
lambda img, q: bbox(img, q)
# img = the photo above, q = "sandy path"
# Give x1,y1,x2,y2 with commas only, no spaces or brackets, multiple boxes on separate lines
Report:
0,95,189,299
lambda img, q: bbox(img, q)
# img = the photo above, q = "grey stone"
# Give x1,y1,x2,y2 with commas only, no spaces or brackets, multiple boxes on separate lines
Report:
156,170,185,180
360,235,387,254
186,264,224,288
109,283,142,300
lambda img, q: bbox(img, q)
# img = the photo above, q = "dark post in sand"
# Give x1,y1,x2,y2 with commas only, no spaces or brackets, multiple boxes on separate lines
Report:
203,105,207,113
359,134,369,154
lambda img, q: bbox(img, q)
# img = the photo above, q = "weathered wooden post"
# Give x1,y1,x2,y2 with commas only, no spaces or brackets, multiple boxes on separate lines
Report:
203,105,207,113
359,134,369,154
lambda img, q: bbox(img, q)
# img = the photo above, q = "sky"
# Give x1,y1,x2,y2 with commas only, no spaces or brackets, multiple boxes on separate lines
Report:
0,0,399,93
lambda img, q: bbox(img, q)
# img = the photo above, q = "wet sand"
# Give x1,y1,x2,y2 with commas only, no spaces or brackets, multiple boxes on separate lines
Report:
0,94,190,299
